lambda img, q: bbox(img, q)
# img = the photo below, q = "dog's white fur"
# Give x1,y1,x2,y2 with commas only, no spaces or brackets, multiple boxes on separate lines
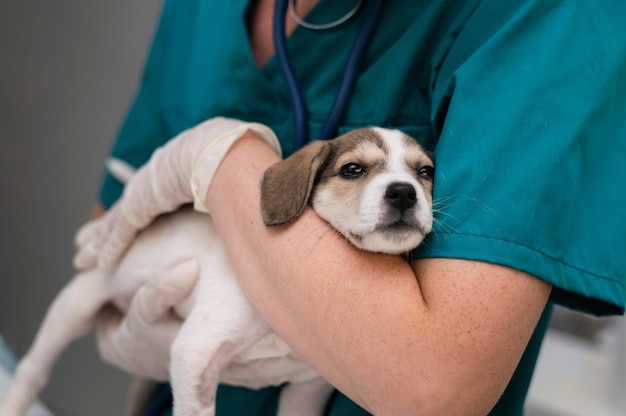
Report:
0,128,434,416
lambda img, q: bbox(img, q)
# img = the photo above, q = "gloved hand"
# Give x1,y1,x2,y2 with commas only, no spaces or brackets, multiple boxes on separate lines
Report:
73,117,281,271
96,259,199,381
96,258,319,387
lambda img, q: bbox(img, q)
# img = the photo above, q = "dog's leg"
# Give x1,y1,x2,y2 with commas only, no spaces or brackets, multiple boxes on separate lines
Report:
169,289,268,416
277,377,335,416
0,270,108,416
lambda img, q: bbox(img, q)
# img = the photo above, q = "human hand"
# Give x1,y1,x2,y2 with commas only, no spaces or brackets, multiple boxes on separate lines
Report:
73,117,281,270
95,259,199,381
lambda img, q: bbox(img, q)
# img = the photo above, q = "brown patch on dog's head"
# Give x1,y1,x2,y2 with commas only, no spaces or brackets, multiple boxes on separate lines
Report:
309,130,389,220
261,129,388,226
261,140,331,226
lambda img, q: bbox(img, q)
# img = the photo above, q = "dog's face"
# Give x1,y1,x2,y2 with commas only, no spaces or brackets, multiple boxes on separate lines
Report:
261,127,434,254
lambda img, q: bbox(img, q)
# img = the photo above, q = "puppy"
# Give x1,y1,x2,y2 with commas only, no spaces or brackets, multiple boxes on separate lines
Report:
0,127,434,416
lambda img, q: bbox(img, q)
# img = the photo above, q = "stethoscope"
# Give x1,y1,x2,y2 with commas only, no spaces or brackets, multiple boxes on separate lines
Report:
273,0,385,150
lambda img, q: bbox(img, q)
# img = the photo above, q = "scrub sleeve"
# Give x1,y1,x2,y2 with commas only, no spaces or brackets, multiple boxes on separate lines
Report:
98,0,626,415
414,0,626,316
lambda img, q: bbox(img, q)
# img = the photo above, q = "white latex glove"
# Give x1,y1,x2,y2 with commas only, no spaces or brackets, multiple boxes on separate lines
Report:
96,259,199,381
96,259,318,387
73,117,281,271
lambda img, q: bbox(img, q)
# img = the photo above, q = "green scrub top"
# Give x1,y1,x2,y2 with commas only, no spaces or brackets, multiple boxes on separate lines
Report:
99,0,626,414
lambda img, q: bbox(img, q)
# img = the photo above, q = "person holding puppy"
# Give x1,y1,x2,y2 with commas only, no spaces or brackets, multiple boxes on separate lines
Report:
77,0,626,415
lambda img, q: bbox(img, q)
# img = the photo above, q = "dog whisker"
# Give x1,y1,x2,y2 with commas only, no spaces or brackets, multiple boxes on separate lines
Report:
433,218,459,235
459,193,496,214
429,195,461,234
417,237,434,252
431,194,455,206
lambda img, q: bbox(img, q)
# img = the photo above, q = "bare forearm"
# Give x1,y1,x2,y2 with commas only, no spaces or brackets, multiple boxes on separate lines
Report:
204,136,419,408
206,134,551,415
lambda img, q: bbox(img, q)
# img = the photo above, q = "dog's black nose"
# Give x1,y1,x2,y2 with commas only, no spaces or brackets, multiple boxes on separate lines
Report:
385,182,417,212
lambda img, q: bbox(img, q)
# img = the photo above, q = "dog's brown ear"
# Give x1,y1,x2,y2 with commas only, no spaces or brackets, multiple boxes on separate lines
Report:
261,140,331,226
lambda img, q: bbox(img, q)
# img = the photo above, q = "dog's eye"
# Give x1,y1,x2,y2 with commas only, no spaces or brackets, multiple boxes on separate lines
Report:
418,165,435,179
340,163,366,178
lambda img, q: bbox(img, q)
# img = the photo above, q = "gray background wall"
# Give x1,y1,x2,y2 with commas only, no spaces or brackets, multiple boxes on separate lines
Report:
0,1,162,414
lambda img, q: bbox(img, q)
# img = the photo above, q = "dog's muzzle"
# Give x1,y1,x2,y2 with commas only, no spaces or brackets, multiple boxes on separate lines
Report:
385,182,417,214
378,181,431,239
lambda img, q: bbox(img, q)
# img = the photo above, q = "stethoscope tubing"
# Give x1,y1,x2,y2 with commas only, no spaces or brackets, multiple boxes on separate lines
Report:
273,0,384,150
273,0,309,149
